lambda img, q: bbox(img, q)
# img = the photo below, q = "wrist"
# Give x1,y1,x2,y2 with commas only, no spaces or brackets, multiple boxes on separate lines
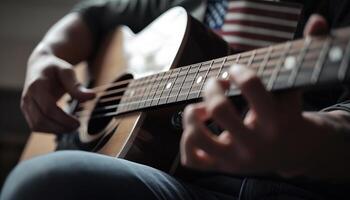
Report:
279,111,350,181
25,53,72,86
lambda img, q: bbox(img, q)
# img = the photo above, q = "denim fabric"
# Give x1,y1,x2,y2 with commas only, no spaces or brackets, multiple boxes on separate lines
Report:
0,151,333,200
0,151,239,200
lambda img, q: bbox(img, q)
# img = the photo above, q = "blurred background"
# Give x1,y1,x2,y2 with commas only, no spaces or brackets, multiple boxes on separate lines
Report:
0,0,80,188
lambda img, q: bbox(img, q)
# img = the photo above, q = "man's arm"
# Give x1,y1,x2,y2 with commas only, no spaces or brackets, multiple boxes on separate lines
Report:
22,0,199,134
22,13,95,134
180,14,350,181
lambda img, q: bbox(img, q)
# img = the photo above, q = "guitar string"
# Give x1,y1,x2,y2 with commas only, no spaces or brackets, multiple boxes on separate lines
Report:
75,60,288,116
80,35,339,96
75,65,292,117
82,70,312,120
96,53,281,98
77,57,346,120
82,41,326,105
82,37,308,93
75,36,345,119
76,46,323,111
78,43,334,118
77,47,308,107
75,59,322,119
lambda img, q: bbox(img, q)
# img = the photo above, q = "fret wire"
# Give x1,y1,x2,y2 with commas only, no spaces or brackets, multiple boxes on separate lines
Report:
288,37,312,87
163,68,180,103
133,78,146,109
95,37,346,97
185,63,202,100
116,44,333,100
137,76,153,108
123,81,135,111
216,57,228,79
338,38,350,81
311,37,332,84
166,67,188,103
114,54,315,106
89,35,350,118
175,66,191,102
93,32,350,117
197,60,214,98
258,46,273,76
139,75,157,108
224,57,233,96
248,50,256,67
86,67,305,116
153,71,172,106
87,53,324,117
267,42,292,90
117,39,340,109
122,80,138,111
145,73,164,107
103,50,325,107
138,74,154,107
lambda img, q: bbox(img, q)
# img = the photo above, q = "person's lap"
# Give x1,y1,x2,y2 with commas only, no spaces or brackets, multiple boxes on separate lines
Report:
0,151,241,200
0,151,322,200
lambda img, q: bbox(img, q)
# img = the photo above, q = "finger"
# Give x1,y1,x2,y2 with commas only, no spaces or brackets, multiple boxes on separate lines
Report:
26,97,70,134
182,104,226,157
303,14,329,37
57,66,95,102
33,95,80,131
203,78,248,137
229,64,276,124
181,147,219,171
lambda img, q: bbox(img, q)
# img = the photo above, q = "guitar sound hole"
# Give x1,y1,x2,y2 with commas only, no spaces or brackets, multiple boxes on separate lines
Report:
87,74,133,135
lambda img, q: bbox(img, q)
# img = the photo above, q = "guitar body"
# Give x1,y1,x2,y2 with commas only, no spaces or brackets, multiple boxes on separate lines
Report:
21,7,231,172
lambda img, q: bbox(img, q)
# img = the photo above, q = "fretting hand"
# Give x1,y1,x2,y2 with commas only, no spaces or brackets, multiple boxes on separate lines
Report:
180,15,350,178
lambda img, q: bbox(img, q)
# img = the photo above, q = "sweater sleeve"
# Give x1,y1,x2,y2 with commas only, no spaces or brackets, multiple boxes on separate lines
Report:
72,0,200,46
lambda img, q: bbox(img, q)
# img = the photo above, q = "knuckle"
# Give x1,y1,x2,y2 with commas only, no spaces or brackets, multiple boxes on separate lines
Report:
183,105,197,122
184,104,196,114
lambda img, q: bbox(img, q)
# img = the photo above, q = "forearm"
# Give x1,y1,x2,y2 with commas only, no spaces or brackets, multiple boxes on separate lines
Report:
28,13,93,68
293,110,350,182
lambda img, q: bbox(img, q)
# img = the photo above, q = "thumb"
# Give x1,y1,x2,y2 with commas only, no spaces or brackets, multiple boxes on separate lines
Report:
303,14,329,37
57,66,96,102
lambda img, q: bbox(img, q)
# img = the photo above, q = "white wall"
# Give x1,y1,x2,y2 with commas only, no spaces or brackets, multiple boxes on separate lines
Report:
0,0,81,90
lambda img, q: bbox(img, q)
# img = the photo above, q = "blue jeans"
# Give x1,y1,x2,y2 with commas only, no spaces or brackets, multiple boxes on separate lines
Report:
0,151,328,200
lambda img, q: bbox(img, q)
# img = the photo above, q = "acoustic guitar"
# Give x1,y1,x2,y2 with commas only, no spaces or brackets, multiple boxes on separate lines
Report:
21,7,350,174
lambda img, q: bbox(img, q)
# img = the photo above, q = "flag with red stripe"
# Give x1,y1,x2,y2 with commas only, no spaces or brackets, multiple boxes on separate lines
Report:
204,0,303,51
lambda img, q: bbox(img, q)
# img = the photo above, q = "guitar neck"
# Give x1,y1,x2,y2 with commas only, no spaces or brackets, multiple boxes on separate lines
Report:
115,27,350,115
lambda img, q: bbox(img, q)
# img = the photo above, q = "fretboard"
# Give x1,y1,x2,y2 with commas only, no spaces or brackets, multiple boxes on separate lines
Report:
112,27,350,116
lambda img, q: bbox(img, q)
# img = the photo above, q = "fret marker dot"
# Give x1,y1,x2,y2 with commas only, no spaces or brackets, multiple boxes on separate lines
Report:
221,71,229,79
130,90,135,97
166,82,172,89
196,76,203,84
329,46,343,63
284,56,296,70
